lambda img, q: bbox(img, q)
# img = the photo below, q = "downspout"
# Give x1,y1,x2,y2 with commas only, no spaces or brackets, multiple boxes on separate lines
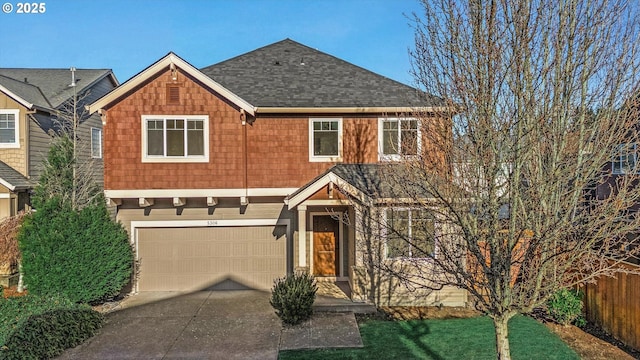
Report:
241,109,249,205
23,109,37,179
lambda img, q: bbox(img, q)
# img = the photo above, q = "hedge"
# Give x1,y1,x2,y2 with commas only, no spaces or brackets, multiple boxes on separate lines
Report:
18,197,133,304
0,294,103,359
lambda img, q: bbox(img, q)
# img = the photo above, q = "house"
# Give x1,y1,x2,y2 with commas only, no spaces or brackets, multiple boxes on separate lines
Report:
0,68,118,219
88,39,466,306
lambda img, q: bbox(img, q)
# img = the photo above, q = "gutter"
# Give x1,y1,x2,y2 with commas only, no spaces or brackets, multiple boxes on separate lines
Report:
254,106,451,114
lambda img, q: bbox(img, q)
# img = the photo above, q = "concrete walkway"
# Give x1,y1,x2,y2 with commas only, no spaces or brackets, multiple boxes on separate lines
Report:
280,312,363,350
56,290,363,360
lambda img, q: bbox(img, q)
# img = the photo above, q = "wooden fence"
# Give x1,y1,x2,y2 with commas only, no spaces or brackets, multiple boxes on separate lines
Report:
583,262,640,351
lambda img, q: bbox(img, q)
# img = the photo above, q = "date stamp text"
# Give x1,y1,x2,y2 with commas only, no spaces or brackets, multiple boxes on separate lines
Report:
2,2,46,14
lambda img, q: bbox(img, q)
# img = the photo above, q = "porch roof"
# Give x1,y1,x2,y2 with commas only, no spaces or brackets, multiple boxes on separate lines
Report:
0,161,32,191
286,163,439,209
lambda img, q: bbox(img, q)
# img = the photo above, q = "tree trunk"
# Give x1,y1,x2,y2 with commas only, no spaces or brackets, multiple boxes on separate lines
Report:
17,260,24,292
493,314,512,360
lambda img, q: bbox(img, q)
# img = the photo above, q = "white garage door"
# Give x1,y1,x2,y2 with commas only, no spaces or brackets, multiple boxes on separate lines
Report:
137,226,286,291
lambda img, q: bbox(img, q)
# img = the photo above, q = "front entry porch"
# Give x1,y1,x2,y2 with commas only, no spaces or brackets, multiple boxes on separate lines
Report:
314,279,376,313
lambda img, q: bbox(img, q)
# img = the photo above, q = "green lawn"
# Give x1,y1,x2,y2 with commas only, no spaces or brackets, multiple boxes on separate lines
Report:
278,315,579,360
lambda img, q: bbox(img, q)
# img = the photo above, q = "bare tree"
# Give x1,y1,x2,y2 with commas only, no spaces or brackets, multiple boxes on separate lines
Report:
364,1,640,359
33,85,100,210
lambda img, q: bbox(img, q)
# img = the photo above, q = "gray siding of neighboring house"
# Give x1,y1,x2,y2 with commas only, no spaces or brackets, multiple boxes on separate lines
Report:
28,113,53,180
77,113,104,187
28,75,116,187
75,75,118,188
79,76,116,106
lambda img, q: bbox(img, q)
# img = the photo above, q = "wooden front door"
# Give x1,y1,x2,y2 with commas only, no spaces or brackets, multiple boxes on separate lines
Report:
313,215,340,277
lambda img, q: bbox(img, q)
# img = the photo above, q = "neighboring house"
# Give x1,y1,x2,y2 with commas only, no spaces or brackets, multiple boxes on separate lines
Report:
89,39,464,306
0,68,118,219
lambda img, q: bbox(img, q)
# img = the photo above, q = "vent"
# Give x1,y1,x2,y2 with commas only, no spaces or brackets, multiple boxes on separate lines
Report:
167,85,180,104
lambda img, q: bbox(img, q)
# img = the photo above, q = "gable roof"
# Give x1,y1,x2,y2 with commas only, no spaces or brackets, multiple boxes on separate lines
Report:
0,161,32,191
90,39,448,116
88,52,255,115
0,68,116,109
200,39,442,111
286,163,437,209
0,74,51,110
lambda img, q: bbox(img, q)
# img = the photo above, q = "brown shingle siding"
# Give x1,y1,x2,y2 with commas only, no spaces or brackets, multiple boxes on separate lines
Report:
104,69,428,192
104,69,244,190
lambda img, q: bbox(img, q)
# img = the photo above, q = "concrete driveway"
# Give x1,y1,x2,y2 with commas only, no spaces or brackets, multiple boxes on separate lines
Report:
57,290,281,360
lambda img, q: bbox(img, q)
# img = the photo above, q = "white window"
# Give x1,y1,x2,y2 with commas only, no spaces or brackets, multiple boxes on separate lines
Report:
141,115,209,163
91,128,102,158
612,143,638,174
309,118,342,162
379,117,420,160
0,109,19,148
385,208,435,259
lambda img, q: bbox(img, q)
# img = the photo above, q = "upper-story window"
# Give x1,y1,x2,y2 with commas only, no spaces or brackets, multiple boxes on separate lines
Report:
379,117,420,160
141,115,209,163
309,118,342,162
612,143,638,174
385,208,435,259
91,127,102,158
0,109,19,148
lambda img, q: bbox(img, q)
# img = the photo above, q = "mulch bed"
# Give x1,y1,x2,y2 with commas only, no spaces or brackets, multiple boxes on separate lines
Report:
2,286,27,298
579,322,640,359
380,306,480,320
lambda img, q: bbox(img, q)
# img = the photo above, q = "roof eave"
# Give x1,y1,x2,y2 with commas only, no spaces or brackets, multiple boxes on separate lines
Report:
0,177,15,191
287,172,372,210
0,177,31,192
88,53,255,116
255,106,452,114
0,84,33,110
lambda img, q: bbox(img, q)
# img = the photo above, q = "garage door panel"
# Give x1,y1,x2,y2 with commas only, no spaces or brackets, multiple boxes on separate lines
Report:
137,226,286,291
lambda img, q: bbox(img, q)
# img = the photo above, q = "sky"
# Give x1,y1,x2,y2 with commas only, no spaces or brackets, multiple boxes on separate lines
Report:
0,0,424,86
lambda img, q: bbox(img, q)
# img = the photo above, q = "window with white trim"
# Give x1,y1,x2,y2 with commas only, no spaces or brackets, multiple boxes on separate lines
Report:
612,143,638,174
309,118,342,162
91,127,102,158
0,109,19,148
385,208,435,259
142,115,209,163
379,117,420,160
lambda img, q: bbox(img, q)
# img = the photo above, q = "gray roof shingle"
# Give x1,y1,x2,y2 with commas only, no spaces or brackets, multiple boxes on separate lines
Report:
0,74,51,109
0,68,112,108
200,39,442,108
0,161,32,191
288,163,436,201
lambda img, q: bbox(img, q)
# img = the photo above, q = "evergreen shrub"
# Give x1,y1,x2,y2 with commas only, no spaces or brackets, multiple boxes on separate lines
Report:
0,294,103,360
270,272,317,325
18,197,133,304
547,288,585,326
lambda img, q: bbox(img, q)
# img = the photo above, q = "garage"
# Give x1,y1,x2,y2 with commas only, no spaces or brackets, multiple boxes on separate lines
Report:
136,225,286,291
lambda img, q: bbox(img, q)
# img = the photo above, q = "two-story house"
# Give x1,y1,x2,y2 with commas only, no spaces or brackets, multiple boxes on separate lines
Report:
0,68,118,219
89,39,466,306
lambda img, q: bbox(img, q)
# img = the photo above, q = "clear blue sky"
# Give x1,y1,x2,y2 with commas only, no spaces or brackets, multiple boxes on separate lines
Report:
0,0,424,86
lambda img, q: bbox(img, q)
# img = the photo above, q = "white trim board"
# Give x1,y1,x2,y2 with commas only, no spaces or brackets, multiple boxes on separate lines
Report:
105,187,298,199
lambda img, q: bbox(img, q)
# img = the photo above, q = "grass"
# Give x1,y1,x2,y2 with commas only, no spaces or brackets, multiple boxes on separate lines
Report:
278,315,579,360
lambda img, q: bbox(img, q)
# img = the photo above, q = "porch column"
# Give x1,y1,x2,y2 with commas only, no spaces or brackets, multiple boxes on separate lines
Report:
298,205,307,268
